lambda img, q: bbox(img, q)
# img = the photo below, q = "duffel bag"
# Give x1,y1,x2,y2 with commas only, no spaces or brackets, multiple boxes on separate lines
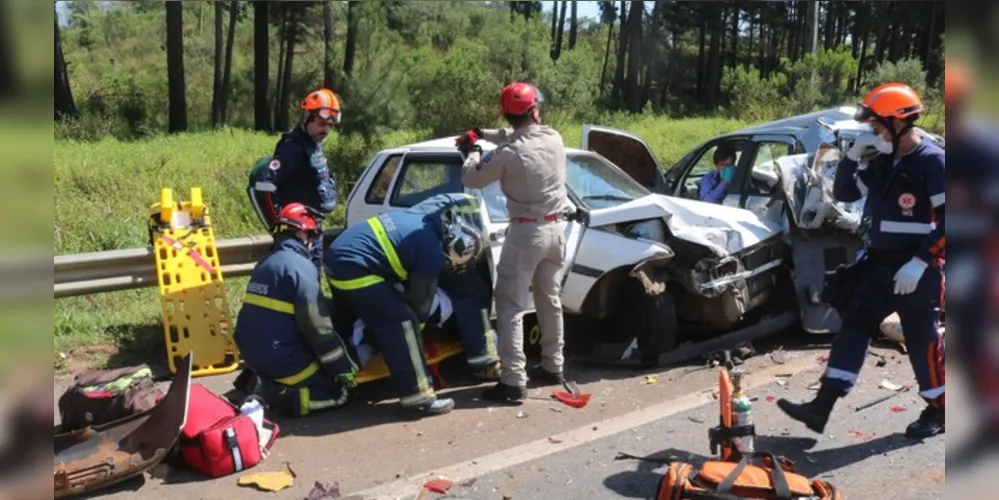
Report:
657,451,843,500
58,364,162,432
170,384,280,478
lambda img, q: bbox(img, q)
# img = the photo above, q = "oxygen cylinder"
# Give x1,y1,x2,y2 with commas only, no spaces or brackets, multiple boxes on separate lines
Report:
730,368,755,454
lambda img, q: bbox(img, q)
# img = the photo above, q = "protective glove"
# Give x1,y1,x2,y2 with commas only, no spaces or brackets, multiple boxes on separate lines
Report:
846,132,879,162
455,129,481,156
893,257,928,295
719,165,736,183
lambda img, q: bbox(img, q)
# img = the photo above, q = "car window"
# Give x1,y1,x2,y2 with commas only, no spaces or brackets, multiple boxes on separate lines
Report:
566,153,650,209
746,142,792,196
476,182,509,222
678,140,747,200
365,154,402,204
389,153,464,208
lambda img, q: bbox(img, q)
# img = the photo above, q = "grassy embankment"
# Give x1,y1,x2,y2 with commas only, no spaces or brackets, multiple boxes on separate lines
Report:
53,115,749,372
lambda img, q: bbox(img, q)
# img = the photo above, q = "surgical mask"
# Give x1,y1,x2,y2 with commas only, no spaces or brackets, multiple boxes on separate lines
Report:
873,135,894,155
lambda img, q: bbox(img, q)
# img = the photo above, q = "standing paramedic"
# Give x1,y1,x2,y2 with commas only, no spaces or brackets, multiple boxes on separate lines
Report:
456,82,574,404
777,82,946,439
248,88,340,272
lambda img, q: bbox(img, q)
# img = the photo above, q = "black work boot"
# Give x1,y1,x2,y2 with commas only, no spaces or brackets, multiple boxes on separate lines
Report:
528,365,565,386
906,404,945,439
777,385,841,434
482,382,527,404
411,397,455,417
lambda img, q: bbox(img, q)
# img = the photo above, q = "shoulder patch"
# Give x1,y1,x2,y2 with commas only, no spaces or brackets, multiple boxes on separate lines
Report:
268,159,281,171
482,150,495,163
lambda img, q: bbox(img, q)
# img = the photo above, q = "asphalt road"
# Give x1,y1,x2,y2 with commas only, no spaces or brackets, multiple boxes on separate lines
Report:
57,332,944,500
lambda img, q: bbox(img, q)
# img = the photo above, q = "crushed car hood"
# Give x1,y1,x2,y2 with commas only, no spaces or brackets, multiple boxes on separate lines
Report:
587,195,783,256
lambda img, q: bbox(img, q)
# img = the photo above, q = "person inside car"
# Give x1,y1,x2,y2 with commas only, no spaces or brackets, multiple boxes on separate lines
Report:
698,144,737,204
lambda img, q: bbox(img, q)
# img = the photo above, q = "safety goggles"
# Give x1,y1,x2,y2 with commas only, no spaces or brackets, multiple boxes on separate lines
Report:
313,107,341,125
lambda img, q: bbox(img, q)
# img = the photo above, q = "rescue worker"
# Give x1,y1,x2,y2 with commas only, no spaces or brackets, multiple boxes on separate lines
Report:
698,144,737,204
777,82,946,439
247,88,340,272
324,202,487,416
407,193,501,378
456,82,573,404
233,203,359,417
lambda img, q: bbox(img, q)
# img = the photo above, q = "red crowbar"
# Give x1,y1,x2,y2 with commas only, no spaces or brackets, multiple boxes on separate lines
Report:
161,235,216,275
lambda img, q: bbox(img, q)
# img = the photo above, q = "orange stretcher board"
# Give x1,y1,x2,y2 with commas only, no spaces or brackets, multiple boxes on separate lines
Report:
354,329,465,384
718,368,734,461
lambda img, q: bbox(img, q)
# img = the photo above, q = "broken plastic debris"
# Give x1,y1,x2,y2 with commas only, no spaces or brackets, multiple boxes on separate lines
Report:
765,396,775,403
890,405,907,413
548,436,563,444
307,480,342,499
459,478,477,487
516,410,529,419
807,381,822,390
553,391,592,408
423,478,454,494
847,430,875,440
237,463,296,492
687,416,704,424
549,406,563,413
879,380,902,392
645,375,657,384
816,355,828,364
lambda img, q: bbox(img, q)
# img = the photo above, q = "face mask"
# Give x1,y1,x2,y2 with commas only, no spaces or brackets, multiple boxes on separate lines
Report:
874,136,894,155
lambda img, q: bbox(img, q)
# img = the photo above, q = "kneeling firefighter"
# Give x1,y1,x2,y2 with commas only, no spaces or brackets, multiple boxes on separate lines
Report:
324,200,488,416
233,203,359,417
407,193,501,379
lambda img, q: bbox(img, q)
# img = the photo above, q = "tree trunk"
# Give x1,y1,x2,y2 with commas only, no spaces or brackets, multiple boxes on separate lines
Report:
823,0,835,50
343,1,357,82
253,0,271,131
697,6,707,99
730,4,739,67
549,1,559,58
554,1,567,60
220,1,237,124
611,1,628,107
599,21,615,96
276,10,298,131
747,7,755,64
706,8,722,107
166,0,187,133
323,1,335,89
924,1,943,83
874,2,891,64
212,1,223,128
568,1,578,50
273,8,287,122
625,1,643,112
55,9,76,120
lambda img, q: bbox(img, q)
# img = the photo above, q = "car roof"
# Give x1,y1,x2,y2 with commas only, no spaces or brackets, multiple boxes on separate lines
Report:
392,136,586,154
716,106,858,140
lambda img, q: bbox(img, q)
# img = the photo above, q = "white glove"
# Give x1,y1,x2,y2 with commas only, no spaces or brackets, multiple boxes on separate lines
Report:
846,133,878,162
893,257,928,295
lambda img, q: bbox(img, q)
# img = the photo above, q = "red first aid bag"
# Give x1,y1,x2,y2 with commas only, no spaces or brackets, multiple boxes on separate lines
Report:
174,384,279,478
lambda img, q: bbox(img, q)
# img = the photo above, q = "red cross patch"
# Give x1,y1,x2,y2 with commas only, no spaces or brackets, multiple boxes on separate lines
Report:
898,193,916,215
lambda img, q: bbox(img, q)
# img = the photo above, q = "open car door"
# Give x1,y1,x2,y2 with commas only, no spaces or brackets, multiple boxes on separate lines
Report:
774,146,865,334
581,125,669,194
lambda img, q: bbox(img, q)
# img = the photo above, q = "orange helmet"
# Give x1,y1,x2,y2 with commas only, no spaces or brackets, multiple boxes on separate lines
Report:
946,60,972,105
301,88,342,124
854,82,925,123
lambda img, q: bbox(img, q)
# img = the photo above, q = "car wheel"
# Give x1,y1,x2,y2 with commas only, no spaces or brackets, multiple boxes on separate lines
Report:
619,285,679,366
521,312,543,360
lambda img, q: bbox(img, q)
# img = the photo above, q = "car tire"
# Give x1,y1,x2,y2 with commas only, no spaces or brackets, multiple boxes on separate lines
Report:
621,286,679,366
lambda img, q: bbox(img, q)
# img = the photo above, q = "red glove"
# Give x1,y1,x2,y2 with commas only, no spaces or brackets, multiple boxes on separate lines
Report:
455,129,481,155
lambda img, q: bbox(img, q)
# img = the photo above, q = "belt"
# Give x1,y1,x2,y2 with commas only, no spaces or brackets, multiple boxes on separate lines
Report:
513,213,560,223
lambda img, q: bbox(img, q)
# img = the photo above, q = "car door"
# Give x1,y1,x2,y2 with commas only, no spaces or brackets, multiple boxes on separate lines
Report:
732,134,798,224
580,125,669,194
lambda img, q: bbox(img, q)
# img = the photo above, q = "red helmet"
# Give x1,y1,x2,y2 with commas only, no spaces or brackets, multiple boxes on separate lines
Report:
500,82,544,116
276,203,319,232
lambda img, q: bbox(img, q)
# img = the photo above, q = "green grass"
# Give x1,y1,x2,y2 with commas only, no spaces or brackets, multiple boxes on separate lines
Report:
53,116,749,372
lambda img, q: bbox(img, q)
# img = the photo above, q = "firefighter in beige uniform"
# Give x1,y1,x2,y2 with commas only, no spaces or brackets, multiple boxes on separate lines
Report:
457,82,573,403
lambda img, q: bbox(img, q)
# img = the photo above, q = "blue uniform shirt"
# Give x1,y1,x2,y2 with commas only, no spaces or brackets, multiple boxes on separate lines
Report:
326,211,445,282
234,237,321,378
250,126,337,213
833,139,945,263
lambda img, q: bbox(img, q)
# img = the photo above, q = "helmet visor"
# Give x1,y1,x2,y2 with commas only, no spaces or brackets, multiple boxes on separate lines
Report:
853,105,877,123
315,107,341,124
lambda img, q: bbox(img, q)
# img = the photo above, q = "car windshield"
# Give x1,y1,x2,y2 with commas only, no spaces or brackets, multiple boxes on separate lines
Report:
566,152,651,209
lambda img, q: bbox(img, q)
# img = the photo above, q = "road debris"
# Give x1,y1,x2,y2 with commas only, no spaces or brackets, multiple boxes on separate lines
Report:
848,430,876,441
764,396,775,403
516,410,529,419
553,391,591,408
549,406,563,413
879,379,902,391
548,437,563,444
645,375,657,384
816,355,828,364
890,405,907,413
307,480,341,499
769,346,787,365
807,381,822,390
458,478,477,488
422,478,454,494
687,416,705,424
236,462,296,492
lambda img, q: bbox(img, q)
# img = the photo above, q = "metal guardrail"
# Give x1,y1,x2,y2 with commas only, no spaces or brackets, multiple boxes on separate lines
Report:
53,228,343,299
